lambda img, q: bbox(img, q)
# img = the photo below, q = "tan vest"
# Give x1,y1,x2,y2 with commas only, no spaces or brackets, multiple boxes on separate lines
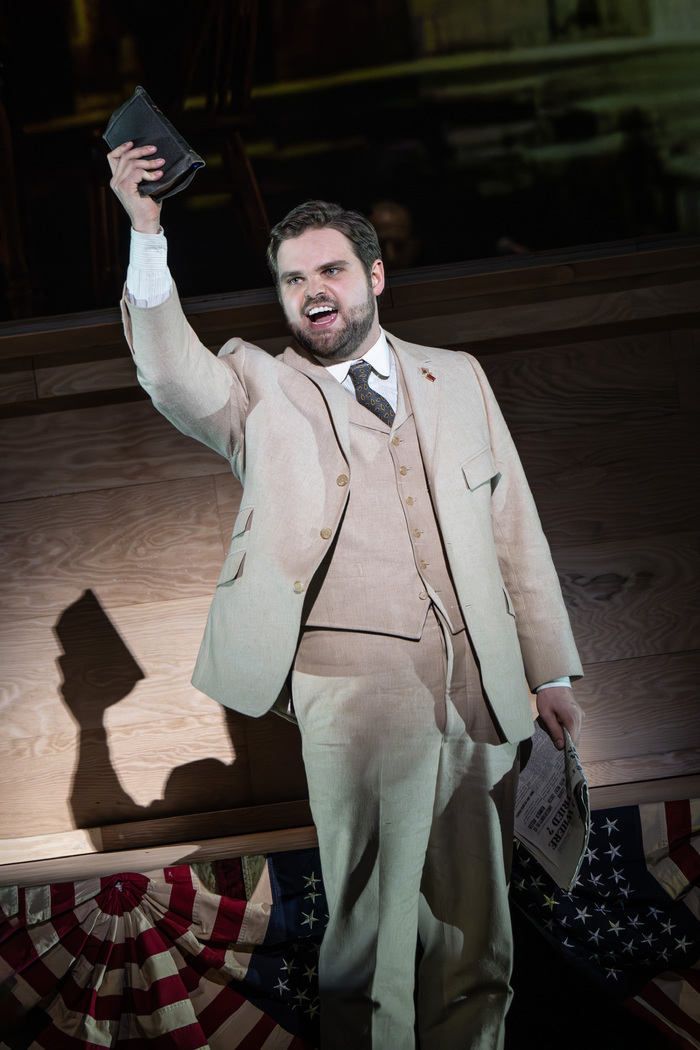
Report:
304,363,465,639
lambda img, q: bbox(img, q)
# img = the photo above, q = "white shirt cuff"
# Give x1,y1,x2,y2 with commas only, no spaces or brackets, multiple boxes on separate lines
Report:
534,676,572,692
125,227,173,307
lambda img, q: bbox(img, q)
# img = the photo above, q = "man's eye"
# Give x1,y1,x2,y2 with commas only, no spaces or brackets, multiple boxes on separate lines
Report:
325,268,340,276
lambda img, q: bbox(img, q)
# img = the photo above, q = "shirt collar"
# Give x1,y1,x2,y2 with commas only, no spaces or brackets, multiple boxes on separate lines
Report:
321,329,392,384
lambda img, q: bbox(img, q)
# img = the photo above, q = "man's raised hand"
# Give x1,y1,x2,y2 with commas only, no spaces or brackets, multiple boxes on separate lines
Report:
107,141,164,234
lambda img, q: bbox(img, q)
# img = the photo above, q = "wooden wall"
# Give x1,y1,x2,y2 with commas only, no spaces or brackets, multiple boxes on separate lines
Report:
1,236,699,884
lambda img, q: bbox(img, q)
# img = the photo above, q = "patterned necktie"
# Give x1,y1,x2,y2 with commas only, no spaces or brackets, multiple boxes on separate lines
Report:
347,360,395,427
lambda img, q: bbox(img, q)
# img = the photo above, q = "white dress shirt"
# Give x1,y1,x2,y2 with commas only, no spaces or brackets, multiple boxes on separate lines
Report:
323,330,397,412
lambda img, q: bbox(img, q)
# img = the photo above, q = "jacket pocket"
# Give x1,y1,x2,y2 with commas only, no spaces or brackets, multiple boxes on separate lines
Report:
231,505,254,540
216,548,246,586
461,446,498,490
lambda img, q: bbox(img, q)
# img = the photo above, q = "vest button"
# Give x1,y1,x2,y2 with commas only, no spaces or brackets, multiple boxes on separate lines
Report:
399,466,408,476
336,474,349,486
391,436,400,446
406,496,415,505
419,591,428,600
293,581,305,594
320,528,332,540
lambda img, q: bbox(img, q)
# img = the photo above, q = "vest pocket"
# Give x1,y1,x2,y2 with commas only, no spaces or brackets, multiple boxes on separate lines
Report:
461,446,498,490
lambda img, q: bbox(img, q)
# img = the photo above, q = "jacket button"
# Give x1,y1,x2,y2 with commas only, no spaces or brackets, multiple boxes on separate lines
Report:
399,466,408,476
293,581,305,594
320,528,332,540
413,528,421,538
336,474,349,486
391,436,400,446
406,496,415,506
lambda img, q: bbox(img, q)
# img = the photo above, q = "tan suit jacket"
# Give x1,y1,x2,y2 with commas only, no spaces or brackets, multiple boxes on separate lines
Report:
123,287,582,743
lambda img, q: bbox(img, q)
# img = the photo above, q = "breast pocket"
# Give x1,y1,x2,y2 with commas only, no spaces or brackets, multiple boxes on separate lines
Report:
461,446,499,491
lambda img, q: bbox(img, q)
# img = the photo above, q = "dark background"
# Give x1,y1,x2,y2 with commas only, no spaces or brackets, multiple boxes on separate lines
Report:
2,0,700,319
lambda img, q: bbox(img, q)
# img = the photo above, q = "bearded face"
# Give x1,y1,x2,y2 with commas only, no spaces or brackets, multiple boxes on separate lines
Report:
286,280,377,362
276,227,384,364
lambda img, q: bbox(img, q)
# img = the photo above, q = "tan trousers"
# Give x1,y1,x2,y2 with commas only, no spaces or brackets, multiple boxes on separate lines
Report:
292,608,519,1050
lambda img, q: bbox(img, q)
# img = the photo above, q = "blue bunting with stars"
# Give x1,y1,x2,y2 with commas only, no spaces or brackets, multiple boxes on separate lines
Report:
511,805,700,999
238,848,327,1045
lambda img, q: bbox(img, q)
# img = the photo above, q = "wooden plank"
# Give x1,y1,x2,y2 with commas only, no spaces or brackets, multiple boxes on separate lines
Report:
574,651,700,766
35,356,140,398
571,246,700,282
0,594,307,841
2,596,214,741
389,264,700,318
0,476,226,621
479,332,678,432
98,799,313,853
386,245,700,308
0,800,313,865
583,749,700,789
0,385,151,422
555,532,700,663
388,263,576,306
0,400,228,503
0,711,247,839
0,238,698,362
0,295,283,362
518,415,700,547
383,280,700,351
0,829,103,865
0,358,36,405
0,312,126,362
0,826,319,888
590,775,700,810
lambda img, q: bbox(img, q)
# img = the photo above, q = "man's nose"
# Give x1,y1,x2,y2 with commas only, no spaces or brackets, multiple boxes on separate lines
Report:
306,274,328,298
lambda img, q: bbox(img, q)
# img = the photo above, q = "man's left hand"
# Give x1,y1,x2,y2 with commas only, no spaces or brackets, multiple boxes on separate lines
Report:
536,686,584,750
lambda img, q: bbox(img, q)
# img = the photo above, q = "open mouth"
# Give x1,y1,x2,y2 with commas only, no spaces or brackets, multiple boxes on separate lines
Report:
306,304,338,327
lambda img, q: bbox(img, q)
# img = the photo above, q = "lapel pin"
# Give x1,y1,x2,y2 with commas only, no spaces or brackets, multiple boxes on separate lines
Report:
421,367,436,382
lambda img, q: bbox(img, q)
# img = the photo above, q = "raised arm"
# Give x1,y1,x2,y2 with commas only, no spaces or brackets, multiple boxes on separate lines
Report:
106,141,248,463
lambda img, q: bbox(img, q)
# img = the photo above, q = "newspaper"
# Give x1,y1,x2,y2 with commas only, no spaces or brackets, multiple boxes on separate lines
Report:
514,720,590,892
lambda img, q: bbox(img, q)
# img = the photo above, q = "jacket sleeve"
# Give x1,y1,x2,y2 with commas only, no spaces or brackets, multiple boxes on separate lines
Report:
467,353,583,689
121,284,250,465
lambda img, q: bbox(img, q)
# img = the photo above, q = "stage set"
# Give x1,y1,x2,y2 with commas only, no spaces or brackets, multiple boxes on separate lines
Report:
1,2,699,1046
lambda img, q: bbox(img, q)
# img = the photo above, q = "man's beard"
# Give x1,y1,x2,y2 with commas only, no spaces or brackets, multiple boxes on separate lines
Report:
288,285,376,363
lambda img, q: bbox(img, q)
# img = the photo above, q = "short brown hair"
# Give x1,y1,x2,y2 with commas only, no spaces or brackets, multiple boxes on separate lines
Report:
266,200,381,288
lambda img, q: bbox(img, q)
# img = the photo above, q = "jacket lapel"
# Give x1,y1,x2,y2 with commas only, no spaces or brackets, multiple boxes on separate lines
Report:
282,334,443,475
282,342,352,461
387,334,441,479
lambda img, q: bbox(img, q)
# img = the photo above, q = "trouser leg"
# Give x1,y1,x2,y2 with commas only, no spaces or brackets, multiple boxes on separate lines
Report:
292,613,447,1050
417,628,518,1050
292,613,519,1050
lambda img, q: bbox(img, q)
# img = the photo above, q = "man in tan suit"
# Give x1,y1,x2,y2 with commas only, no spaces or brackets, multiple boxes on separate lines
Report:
109,141,584,1050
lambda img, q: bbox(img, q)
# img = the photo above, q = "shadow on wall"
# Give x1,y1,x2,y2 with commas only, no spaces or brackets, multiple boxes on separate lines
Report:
53,589,279,843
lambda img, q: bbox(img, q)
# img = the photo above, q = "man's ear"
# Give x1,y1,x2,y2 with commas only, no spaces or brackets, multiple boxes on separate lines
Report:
371,258,385,298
